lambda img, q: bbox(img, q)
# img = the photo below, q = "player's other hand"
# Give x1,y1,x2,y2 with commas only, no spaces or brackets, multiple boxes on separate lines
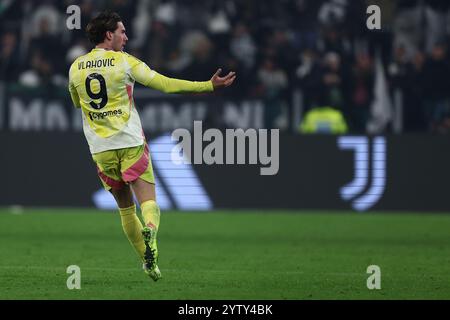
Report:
211,68,236,89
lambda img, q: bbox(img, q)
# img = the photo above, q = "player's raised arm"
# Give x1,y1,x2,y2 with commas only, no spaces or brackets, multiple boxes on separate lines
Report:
126,53,235,94
147,68,236,93
145,71,215,94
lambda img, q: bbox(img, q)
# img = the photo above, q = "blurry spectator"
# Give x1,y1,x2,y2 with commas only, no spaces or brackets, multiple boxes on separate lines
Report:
128,0,151,49
388,46,409,87
0,31,20,81
145,20,177,72
389,47,427,132
230,23,257,70
19,50,64,88
207,5,231,35
393,0,422,60
290,0,321,51
154,0,177,26
206,3,232,56
295,48,323,111
422,43,450,132
405,51,427,131
349,53,375,132
165,48,191,77
268,28,297,76
424,0,450,54
176,0,209,30
29,0,62,38
317,27,352,59
181,31,216,80
320,52,348,111
257,57,288,128
29,18,63,72
258,58,289,92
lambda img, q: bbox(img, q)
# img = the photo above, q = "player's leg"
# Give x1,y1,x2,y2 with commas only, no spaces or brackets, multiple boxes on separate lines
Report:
120,143,162,281
130,178,160,231
120,143,161,231
92,149,146,262
109,185,146,261
130,179,161,281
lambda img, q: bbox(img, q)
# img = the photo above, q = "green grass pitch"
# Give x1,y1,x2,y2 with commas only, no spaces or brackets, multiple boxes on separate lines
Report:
1,208,450,300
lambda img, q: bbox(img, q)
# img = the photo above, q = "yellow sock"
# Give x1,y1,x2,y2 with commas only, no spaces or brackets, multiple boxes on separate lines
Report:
141,200,161,231
119,204,146,260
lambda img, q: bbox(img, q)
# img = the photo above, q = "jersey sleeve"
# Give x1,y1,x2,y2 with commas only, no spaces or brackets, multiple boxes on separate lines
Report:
124,53,214,94
68,63,81,109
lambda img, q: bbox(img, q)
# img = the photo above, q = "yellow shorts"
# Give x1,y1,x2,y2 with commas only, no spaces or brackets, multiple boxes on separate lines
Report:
92,143,155,191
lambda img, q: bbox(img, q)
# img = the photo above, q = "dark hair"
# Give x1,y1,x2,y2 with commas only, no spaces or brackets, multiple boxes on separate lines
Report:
86,11,122,45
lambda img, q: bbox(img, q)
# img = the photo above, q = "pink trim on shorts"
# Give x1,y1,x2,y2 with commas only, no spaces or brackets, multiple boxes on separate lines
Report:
122,144,150,183
126,85,133,109
97,167,125,190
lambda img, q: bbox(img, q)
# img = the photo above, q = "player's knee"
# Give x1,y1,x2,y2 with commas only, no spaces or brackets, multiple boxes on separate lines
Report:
110,187,134,207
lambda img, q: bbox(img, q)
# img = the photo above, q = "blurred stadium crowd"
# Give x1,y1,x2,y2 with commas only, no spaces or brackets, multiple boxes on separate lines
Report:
1,0,450,133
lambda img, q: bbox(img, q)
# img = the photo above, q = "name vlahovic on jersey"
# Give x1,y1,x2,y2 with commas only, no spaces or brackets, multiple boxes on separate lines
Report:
78,58,116,70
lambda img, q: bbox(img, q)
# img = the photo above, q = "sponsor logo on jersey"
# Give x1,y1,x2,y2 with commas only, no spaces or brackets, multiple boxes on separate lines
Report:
88,109,123,121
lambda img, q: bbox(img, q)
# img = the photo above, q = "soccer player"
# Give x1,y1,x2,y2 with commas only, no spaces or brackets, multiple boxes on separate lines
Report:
68,11,236,281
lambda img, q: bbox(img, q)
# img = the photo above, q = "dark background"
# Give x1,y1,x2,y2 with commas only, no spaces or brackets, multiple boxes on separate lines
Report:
3,132,449,212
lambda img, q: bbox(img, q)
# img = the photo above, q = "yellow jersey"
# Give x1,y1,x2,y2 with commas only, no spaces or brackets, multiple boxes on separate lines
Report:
68,48,213,154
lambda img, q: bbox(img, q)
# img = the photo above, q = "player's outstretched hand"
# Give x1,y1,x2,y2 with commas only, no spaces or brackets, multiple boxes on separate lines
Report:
211,68,236,89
